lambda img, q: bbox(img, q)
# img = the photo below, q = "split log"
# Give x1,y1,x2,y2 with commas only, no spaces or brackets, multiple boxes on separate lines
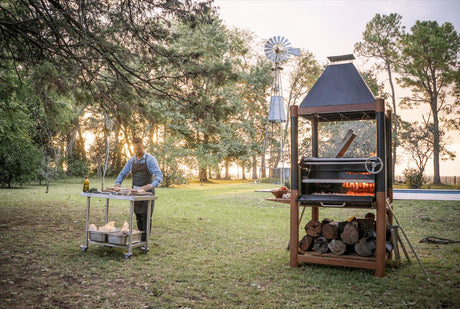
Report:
312,236,329,253
333,129,356,158
337,221,348,234
365,212,375,220
304,219,321,237
328,239,346,255
340,221,360,245
358,218,375,238
299,235,314,251
322,221,339,240
354,237,374,257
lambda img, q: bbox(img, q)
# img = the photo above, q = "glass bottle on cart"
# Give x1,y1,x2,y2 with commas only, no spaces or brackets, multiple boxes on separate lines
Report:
83,176,90,192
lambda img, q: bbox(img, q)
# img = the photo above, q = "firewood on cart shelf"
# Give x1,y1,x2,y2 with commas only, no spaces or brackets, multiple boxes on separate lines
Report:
305,219,322,237
341,221,360,245
299,234,314,251
328,239,347,255
322,221,339,240
312,236,329,253
354,237,374,257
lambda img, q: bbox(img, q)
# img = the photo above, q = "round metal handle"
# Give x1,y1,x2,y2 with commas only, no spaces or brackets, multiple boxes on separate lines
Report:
364,156,384,174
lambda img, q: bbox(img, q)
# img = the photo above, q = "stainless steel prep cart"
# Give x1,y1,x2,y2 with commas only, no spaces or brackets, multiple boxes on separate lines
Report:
80,192,158,259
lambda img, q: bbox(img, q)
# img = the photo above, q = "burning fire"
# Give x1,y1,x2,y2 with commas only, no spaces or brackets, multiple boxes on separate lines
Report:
342,182,374,196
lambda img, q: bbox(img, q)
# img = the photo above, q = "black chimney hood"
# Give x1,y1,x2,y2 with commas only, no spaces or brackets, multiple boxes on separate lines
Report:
298,55,376,121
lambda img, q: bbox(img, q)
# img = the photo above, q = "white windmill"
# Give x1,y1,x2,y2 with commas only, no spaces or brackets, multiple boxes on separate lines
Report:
261,36,300,184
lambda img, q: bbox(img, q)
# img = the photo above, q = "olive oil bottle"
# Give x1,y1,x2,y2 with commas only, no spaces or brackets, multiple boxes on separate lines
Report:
83,176,90,192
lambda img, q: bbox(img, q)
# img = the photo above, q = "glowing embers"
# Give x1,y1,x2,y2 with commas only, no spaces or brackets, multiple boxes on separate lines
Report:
343,171,374,196
342,181,374,196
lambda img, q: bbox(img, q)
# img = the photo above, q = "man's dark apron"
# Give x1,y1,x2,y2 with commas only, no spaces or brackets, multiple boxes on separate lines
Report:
132,159,154,240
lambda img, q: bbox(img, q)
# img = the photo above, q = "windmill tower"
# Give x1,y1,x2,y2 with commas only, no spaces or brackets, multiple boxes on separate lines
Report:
261,36,300,184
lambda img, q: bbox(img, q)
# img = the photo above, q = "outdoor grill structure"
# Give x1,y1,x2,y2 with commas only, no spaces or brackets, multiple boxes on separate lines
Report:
289,54,394,277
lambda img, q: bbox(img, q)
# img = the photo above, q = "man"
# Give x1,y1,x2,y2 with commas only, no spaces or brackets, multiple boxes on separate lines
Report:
115,137,163,241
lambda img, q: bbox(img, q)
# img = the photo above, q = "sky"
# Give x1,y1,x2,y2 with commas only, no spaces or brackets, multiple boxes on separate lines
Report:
214,0,460,177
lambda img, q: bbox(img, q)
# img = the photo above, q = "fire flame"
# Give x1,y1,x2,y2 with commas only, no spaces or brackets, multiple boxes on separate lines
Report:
343,182,374,196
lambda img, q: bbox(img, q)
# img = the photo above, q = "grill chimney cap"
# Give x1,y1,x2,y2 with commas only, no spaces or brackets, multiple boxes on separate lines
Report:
327,54,355,63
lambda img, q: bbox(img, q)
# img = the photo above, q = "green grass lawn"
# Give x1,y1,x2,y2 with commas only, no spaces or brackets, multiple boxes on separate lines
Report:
1,178,459,308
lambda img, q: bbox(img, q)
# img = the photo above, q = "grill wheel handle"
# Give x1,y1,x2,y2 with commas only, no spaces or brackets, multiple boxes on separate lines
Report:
364,156,383,174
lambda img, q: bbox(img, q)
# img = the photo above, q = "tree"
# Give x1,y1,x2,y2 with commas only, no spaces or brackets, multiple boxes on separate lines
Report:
354,13,404,182
398,120,432,188
0,80,42,187
0,0,236,182
397,20,460,183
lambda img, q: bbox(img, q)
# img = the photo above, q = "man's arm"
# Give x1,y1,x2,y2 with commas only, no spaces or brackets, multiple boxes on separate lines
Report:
144,155,163,189
115,158,133,186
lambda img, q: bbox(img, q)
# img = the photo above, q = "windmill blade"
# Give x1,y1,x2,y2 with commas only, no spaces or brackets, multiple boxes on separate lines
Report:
264,47,274,56
280,37,290,47
281,53,290,62
266,38,275,48
279,36,287,45
265,52,276,61
286,47,301,57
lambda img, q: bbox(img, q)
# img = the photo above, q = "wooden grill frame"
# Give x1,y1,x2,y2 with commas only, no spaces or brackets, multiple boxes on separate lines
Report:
289,99,394,277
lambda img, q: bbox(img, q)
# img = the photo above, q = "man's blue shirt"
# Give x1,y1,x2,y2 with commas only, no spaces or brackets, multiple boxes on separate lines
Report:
115,153,163,187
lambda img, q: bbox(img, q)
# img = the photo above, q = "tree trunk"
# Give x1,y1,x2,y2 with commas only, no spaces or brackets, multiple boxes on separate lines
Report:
261,154,266,178
224,159,230,180
432,97,441,184
252,156,258,180
199,167,207,185
387,61,398,184
241,164,246,180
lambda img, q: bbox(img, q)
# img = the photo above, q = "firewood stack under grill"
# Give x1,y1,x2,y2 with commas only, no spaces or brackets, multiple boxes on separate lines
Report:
299,213,392,257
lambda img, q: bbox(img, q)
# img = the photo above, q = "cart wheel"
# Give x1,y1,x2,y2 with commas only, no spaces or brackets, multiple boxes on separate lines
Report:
80,245,88,252
124,252,132,259
141,247,150,254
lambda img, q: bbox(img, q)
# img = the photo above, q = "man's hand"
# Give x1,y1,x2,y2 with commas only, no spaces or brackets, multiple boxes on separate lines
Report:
114,183,121,188
141,184,154,191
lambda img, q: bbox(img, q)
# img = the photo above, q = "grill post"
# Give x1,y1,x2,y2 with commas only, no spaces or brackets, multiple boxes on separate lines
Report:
375,98,386,277
289,105,299,267
386,110,394,226
311,118,319,221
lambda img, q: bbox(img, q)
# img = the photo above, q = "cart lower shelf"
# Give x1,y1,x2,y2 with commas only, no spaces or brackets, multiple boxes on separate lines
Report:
297,251,377,270
85,239,144,249
81,240,149,258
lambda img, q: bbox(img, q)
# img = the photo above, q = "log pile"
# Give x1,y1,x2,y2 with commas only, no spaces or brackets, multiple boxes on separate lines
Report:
299,214,381,257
